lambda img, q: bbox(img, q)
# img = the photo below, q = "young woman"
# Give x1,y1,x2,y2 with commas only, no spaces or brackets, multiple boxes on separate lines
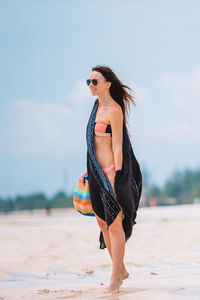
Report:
81,65,142,294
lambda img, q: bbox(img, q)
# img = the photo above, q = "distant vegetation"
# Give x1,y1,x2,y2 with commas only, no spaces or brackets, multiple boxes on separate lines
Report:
143,167,200,206
0,191,73,213
0,167,200,213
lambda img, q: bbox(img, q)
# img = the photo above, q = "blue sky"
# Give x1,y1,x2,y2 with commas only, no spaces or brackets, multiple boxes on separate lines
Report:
0,0,200,198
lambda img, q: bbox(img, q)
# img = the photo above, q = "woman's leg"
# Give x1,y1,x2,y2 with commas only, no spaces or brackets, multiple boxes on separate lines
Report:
94,212,112,258
94,213,129,281
102,168,128,293
106,208,125,293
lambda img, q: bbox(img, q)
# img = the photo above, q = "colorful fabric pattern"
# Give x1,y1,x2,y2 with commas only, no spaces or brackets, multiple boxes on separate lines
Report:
73,176,95,216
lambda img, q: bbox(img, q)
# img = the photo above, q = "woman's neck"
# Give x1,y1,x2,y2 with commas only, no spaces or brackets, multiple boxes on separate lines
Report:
98,91,113,107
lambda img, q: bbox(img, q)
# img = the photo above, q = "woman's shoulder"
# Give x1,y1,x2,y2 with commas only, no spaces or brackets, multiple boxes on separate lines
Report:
109,102,123,120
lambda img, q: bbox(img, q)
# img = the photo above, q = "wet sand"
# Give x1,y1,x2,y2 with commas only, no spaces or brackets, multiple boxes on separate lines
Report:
0,203,200,299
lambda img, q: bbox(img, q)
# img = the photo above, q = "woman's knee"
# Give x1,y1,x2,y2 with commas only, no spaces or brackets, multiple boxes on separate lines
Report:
95,214,108,231
109,210,123,233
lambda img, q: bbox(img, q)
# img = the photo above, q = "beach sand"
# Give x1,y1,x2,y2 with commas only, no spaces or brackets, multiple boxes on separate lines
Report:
0,203,200,299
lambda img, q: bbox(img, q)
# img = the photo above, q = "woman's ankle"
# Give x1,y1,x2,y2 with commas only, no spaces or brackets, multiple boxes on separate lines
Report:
111,271,122,280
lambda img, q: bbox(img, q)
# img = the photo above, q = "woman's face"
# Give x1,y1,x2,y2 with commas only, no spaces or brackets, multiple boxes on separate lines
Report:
88,71,111,96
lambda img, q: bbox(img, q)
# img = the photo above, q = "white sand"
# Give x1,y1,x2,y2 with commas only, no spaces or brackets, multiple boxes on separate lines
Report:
0,204,200,299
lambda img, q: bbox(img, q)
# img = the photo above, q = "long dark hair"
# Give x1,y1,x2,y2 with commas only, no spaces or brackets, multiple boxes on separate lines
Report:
92,65,135,137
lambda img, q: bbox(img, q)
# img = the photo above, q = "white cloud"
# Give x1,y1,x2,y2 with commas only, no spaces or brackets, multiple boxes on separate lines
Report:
131,67,200,141
0,99,86,157
156,67,200,141
1,70,199,193
132,82,149,104
161,67,200,118
67,79,92,108
154,119,190,139
128,69,200,186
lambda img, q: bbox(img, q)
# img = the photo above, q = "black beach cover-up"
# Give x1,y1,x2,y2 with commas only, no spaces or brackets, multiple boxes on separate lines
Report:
86,99,142,249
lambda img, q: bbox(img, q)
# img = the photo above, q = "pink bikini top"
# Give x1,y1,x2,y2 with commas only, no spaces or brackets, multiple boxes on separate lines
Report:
94,122,112,137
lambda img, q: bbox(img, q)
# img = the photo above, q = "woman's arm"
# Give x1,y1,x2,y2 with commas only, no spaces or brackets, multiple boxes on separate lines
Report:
110,107,123,171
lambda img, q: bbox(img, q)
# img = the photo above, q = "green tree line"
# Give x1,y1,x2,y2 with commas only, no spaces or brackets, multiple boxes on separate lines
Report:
144,167,200,205
0,191,73,213
0,167,200,213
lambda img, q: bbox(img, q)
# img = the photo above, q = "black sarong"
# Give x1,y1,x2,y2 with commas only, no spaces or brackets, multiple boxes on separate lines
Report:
86,99,142,249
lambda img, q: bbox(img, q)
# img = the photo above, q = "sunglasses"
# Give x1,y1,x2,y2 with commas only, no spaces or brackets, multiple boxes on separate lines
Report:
86,79,106,86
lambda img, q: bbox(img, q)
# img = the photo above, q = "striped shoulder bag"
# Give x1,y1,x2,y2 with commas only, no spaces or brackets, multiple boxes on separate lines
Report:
73,175,95,216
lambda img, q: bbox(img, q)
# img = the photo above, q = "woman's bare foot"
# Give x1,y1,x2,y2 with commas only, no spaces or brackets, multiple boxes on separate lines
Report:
121,266,129,280
104,266,129,292
104,277,123,294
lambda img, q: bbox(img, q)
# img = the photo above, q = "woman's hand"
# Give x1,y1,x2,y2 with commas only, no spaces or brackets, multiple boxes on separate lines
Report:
80,169,88,185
